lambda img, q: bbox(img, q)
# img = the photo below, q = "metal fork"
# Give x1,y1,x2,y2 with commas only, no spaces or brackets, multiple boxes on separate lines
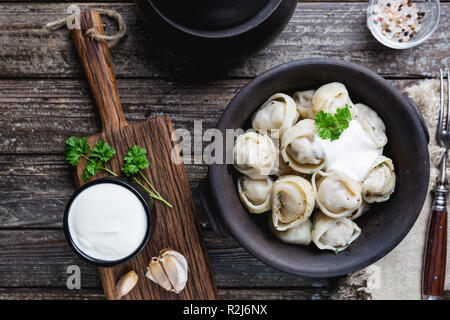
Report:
423,69,449,300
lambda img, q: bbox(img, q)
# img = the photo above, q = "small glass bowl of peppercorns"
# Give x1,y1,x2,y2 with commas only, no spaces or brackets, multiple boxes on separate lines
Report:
367,0,440,49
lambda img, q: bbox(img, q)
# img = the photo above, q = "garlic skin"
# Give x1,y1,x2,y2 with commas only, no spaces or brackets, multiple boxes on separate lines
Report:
115,270,138,299
146,249,188,294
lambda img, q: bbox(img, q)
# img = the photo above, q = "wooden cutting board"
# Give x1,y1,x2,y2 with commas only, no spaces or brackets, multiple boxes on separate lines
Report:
69,10,218,300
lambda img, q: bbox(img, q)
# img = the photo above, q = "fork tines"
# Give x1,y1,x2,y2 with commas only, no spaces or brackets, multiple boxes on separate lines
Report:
438,68,450,134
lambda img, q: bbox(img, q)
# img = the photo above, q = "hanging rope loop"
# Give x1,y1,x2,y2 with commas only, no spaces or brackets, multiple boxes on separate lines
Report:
46,8,127,48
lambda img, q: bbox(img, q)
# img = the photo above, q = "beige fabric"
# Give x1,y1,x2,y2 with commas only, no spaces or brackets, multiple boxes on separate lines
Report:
333,79,450,300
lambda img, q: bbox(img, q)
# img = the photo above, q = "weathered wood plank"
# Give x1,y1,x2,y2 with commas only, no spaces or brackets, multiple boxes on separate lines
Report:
0,78,237,154
0,79,418,229
0,286,448,300
0,154,208,228
0,78,418,155
0,230,336,288
0,287,333,300
0,3,448,78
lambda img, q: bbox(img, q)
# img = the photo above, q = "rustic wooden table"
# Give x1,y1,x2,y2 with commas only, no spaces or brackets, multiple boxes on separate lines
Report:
0,1,449,300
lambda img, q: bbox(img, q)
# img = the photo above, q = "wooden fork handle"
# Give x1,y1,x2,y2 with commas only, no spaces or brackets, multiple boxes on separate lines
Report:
423,190,447,299
70,10,128,132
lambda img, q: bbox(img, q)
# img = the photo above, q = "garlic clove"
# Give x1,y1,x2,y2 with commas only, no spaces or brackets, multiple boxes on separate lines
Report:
115,270,138,299
147,258,173,292
145,249,188,294
161,255,187,293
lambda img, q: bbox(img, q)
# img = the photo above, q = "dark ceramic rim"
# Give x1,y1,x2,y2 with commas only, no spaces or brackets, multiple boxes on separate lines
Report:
209,58,430,277
63,178,152,267
146,0,284,38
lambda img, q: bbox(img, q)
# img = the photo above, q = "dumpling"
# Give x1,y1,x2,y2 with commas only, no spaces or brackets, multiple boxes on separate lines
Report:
270,218,312,246
272,175,315,231
313,171,362,218
237,176,272,213
281,119,325,174
349,201,369,220
312,212,361,252
252,93,299,138
292,90,316,119
233,131,277,179
355,103,387,148
274,153,297,177
312,82,352,116
362,156,395,203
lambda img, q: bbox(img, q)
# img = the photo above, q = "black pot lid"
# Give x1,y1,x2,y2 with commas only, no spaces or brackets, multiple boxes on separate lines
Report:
152,0,270,29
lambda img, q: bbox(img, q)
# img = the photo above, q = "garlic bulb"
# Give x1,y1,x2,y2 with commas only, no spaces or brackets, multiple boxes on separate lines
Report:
115,270,138,299
146,249,188,294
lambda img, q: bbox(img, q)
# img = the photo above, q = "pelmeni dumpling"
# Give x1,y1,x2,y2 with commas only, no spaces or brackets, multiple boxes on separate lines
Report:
349,201,369,220
272,175,315,231
313,171,362,218
270,218,312,246
237,176,272,213
233,131,277,179
362,156,395,203
274,153,297,177
252,93,299,138
355,103,387,148
281,119,325,174
312,212,361,252
312,82,352,116
292,90,316,119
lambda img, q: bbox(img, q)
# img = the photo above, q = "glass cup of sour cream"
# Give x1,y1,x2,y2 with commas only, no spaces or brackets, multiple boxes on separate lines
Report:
63,179,153,267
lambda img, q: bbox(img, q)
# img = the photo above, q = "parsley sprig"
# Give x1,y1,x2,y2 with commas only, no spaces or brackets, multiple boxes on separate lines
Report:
65,136,90,166
65,137,117,181
65,138,172,208
315,105,352,141
122,145,172,208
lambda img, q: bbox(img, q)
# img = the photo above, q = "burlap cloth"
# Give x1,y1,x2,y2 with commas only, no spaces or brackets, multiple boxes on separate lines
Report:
333,80,450,300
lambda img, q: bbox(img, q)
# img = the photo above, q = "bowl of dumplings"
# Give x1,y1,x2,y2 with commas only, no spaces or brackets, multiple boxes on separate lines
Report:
206,58,430,277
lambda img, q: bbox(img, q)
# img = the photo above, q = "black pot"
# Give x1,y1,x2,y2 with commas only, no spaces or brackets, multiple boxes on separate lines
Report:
200,58,430,277
136,0,297,63
63,178,154,267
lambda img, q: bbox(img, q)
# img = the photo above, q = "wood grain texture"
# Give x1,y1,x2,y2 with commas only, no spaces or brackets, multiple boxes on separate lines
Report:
423,210,448,297
0,3,448,78
0,229,334,289
0,78,417,155
0,287,333,300
78,117,218,300
67,10,217,299
70,11,128,131
0,0,449,300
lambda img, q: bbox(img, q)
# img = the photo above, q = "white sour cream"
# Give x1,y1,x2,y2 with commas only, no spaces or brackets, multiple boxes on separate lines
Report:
316,120,382,181
68,183,148,261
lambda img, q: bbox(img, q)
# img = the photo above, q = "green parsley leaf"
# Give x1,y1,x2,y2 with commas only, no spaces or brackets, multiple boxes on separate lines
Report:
122,145,149,177
82,158,102,181
315,105,352,141
90,140,116,162
65,136,90,166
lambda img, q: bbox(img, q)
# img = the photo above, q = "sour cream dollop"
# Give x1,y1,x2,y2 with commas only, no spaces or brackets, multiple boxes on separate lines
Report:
315,120,381,181
68,183,148,261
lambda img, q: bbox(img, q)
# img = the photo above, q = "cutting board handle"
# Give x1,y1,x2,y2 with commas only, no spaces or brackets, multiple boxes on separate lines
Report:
70,10,128,132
